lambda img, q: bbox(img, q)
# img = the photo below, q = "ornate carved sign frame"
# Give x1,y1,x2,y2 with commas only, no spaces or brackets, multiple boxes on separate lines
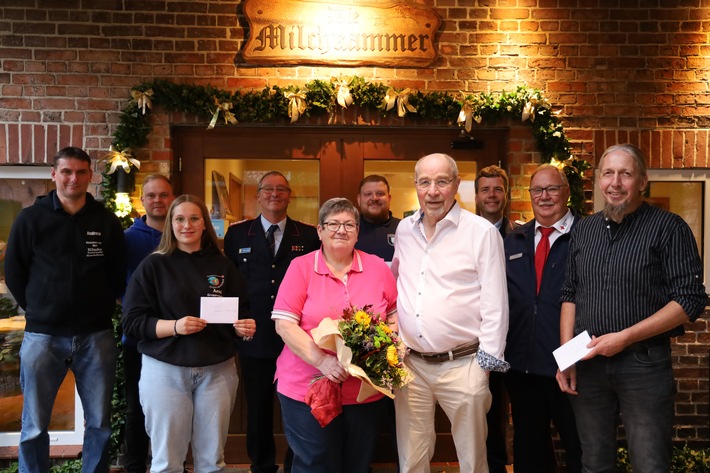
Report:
240,0,441,67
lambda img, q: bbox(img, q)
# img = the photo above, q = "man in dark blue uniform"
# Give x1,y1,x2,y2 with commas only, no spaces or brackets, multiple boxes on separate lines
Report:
474,164,514,473
355,175,400,262
224,171,320,473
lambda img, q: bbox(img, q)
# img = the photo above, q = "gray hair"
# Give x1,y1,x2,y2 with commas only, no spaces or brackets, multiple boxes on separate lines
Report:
598,144,648,178
318,197,359,225
530,163,569,187
414,153,459,180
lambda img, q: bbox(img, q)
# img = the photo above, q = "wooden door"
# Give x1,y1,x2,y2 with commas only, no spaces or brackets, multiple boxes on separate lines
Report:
171,125,508,464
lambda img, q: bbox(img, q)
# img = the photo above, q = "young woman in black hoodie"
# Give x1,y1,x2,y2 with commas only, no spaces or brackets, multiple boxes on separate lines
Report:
123,194,255,473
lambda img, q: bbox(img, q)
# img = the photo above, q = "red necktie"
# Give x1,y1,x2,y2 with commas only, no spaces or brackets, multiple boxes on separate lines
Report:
535,227,555,294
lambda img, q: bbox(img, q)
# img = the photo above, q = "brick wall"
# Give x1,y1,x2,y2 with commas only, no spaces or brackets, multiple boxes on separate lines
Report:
0,0,707,447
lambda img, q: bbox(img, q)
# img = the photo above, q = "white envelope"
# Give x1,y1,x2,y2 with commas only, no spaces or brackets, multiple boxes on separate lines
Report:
200,297,239,324
553,330,593,371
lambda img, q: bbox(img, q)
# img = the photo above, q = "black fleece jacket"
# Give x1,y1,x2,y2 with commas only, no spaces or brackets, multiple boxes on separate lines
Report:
122,246,249,367
5,191,126,336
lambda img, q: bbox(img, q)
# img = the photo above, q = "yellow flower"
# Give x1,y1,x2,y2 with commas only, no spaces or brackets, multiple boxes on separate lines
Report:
387,345,399,367
354,310,371,327
381,323,392,334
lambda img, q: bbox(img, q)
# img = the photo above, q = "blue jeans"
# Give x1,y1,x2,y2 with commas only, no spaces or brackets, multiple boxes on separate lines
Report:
19,330,117,473
278,393,386,473
569,340,675,473
139,355,238,473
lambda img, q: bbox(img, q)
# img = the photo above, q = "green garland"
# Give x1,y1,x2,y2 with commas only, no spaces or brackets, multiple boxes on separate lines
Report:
105,77,592,213
100,78,592,462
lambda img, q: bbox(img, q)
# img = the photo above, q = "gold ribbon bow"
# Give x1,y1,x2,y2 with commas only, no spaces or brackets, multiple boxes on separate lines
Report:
457,92,481,133
383,87,417,118
130,88,153,115
331,76,353,109
522,95,551,123
207,98,237,130
284,91,308,124
102,146,140,174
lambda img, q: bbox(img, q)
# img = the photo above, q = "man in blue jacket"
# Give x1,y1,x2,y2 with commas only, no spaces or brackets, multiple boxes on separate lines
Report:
5,146,126,473
224,171,320,473
122,173,175,473
503,164,582,473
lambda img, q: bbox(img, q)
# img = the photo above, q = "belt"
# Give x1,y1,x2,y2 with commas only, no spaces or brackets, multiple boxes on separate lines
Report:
408,341,479,363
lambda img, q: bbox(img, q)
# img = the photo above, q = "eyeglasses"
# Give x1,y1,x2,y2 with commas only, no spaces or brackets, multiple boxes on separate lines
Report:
259,186,291,194
415,178,454,189
172,216,203,226
322,221,358,233
529,185,568,197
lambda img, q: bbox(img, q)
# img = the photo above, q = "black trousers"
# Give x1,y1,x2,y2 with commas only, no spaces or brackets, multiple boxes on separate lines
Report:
240,355,293,473
505,370,582,473
486,371,509,473
123,344,150,473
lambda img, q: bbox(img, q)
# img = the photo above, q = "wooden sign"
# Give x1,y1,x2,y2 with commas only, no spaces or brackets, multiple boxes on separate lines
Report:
241,0,441,67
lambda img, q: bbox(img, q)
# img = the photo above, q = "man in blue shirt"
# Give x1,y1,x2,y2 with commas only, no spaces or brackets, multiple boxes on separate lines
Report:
122,174,175,473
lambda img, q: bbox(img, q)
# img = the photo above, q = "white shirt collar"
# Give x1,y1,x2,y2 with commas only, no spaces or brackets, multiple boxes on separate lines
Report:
260,215,286,233
534,209,573,235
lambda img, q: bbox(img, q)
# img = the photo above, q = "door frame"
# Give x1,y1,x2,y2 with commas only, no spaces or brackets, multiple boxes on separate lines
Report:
171,124,509,464
173,125,508,206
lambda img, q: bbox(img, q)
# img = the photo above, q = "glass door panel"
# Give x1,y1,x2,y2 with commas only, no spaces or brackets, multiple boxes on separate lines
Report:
205,159,320,238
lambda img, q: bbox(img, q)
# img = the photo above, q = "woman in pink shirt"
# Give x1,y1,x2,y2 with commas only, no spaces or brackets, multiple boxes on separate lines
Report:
271,197,398,473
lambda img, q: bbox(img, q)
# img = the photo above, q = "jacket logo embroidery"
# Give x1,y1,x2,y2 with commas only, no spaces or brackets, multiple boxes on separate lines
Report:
207,275,225,289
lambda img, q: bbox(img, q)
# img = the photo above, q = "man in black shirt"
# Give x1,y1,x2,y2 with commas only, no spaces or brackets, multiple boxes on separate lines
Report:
557,144,708,472
355,175,400,262
354,174,401,468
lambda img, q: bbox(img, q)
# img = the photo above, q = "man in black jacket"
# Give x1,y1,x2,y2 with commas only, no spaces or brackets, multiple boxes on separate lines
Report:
5,146,126,473
224,171,320,473
504,164,581,473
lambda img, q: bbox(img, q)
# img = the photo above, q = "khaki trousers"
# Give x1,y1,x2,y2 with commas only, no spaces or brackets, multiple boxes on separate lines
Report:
394,354,492,473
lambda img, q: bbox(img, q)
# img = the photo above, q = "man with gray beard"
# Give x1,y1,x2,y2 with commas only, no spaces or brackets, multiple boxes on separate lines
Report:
556,143,707,472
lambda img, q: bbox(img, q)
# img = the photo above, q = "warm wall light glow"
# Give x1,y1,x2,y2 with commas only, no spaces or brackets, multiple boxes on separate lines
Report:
114,192,132,218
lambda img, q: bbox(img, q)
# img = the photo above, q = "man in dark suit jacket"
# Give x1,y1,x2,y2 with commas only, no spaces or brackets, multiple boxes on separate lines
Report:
474,164,515,473
224,171,320,473
504,164,582,472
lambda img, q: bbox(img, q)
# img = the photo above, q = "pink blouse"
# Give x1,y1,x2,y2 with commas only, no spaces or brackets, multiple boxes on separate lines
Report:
272,249,397,404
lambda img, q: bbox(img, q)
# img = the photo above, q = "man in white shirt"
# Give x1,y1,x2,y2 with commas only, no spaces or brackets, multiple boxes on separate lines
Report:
391,153,509,473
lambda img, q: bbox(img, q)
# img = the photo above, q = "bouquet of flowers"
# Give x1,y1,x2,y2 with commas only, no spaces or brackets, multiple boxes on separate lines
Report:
305,305,413,427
